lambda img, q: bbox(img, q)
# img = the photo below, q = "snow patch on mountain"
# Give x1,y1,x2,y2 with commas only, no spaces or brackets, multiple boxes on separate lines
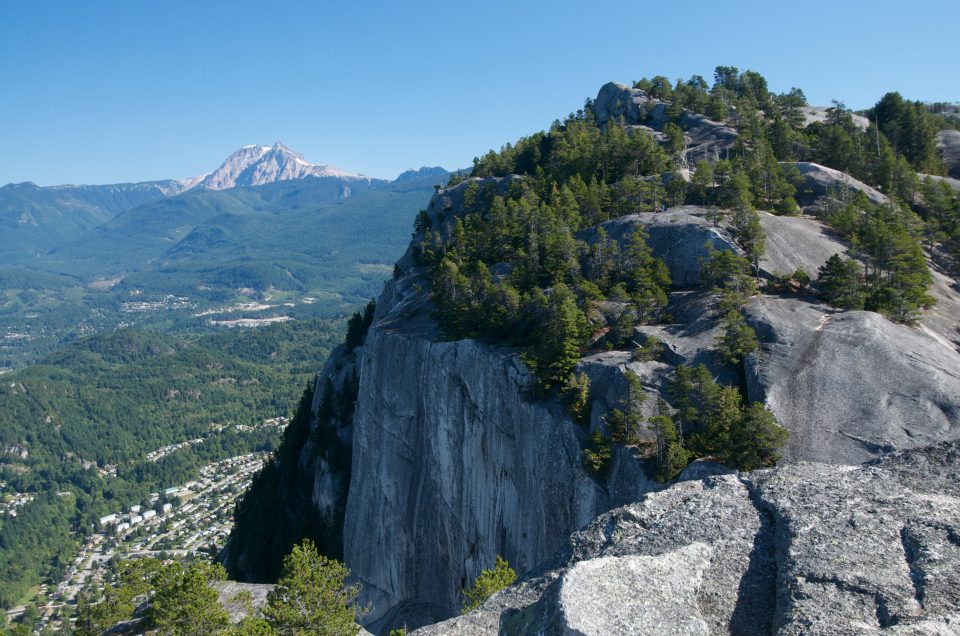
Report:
184,142,368,190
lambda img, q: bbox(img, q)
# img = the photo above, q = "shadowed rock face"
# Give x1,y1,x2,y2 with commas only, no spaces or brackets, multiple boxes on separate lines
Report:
938,130,960,179
412,442,960,636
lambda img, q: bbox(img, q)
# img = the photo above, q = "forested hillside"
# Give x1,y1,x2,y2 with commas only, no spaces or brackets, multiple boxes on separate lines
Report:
0,319,343,609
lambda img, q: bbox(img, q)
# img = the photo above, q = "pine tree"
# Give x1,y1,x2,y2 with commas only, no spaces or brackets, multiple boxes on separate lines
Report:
817,255,865,310
691,160,715,206
727,403,789,470
262,540,365,635
526,282,588,390
149,562,230,636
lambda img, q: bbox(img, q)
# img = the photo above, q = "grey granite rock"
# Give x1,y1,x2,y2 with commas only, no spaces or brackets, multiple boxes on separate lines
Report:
343,306,610,629
918,173,960,193
593,82,738,164
787,161,889,212
510,544,714,635
412,442,960,636
938,130,960,179
578,207,741,287
744,296,960,464
757,211,847,279
798,105,870,131
213,581,273,622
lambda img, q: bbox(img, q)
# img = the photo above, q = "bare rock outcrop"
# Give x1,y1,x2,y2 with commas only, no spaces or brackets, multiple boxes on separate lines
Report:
413,442,960,635
918,173,960,193
577,207,741,287
756,211,847,278
593,82,738,164
787,161,889,212
937,130,960,179
799,105,870,131
744,296,960,465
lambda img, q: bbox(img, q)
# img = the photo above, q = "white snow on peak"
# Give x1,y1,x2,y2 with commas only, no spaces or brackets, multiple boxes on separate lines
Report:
188,142,366,191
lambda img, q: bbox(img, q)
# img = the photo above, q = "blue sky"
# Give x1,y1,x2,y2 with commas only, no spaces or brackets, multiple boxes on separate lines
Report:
1,0,957,185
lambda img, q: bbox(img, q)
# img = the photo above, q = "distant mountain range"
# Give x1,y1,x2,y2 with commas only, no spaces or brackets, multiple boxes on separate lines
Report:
0,143,449,265
0,145,450,366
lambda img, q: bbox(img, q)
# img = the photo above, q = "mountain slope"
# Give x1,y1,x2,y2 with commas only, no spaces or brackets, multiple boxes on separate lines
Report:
0,142,373,268
0,320,344,609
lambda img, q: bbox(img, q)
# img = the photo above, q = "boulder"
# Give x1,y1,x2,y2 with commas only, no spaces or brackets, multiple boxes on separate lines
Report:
508,544,714,635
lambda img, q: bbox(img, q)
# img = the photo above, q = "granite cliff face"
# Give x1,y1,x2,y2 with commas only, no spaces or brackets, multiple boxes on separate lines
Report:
339,201,661,628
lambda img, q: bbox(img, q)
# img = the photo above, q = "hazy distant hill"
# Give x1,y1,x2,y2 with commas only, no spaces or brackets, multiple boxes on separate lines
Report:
0,159,447,367
0,180,187,263
43,171,442,295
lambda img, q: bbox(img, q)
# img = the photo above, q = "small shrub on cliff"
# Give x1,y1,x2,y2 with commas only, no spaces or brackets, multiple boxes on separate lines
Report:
344,299,376,351
581,429,612,476
461,556,517,614
632,335,664,362
563,371,591,423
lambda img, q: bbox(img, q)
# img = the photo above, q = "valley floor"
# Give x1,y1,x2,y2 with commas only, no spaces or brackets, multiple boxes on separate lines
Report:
11,450,268,633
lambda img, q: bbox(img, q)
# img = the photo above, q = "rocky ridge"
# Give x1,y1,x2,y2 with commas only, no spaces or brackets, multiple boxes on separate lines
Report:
593,82,738,165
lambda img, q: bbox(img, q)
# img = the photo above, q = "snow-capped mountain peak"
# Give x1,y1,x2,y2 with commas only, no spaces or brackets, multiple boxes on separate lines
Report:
182,142,366,190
